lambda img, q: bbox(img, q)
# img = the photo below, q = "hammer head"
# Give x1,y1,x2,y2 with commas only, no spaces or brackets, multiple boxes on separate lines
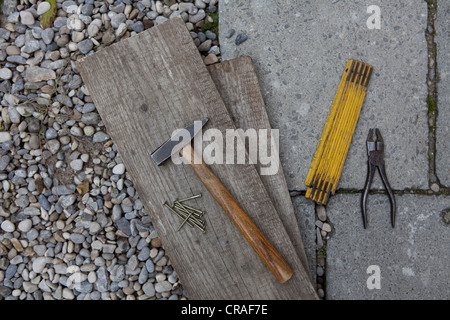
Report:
150,118,208,166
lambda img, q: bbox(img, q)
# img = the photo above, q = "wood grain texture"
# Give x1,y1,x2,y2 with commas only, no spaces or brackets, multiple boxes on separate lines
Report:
77,17,317,300
208,57,312,280
181,144,294,283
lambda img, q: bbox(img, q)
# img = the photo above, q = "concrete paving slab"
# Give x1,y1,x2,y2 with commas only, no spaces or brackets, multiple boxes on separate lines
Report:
436,1,450,187
220,0,429,191
326,194,450,299
291,196,316,281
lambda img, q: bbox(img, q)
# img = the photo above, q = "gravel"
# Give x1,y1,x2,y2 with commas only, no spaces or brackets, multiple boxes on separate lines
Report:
0,0,221,300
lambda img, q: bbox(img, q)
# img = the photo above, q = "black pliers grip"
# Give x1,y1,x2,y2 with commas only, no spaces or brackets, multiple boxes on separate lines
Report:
361,128,396,228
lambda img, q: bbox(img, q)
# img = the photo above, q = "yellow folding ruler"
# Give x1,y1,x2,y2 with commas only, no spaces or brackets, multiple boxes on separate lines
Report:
305,59,373,205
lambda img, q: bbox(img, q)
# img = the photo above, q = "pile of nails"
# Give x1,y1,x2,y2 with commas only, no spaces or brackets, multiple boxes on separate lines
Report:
164,194,206,233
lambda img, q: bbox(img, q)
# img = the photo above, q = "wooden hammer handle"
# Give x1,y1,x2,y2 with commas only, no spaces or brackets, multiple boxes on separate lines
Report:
181,144,293,283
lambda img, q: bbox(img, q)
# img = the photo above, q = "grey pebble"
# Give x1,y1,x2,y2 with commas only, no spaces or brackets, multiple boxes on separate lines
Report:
32,256,48,273
70,233,85,244
225,29,235,38
137,247,150,261
0,286,12,298
208,45,220,55
142,281,155,297
27,229,39,241
197,32,206,43
154,15,168,25
81,103,96,113
317,205,327,222
145,260,155,273
81,113,99,125
0,155,10,171
81,4,94,16
316,227,323,248
322,223,332,233
45,128,58,140
41,28,54,44
155,281,172,293
96,266,110,292
15,196,29,208
116,217,131,236
317,266,324,277
205,30,216,40
46,139,60,154
7,55,27,64
53,184,75,195
40,230,52,239
78,39,93,54
70,159,83,171
22,206,40,216
188,6,198,15
235,33,248,45
33,244,47,256
5,264,18,279
208,5,217,13
92,132,110,143
60,194,76,207
189,9,206,24
138,266,148,284
131,21,144,33
111,13,126,29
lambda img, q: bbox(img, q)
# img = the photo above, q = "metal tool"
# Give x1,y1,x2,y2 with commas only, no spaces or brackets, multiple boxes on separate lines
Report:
150,118,293,283
361,128,396,228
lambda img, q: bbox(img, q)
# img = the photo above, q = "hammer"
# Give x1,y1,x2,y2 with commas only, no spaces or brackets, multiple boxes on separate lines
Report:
151,118,293,283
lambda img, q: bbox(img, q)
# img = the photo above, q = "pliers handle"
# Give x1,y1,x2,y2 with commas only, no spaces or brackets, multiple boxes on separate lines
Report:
361,128,396,228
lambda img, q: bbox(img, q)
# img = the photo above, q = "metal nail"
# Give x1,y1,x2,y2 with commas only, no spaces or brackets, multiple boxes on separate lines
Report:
177,194,202,203
178,203,204,217
164,202,205,232
177,211,192,231
174,202,203,219
164,203,194,228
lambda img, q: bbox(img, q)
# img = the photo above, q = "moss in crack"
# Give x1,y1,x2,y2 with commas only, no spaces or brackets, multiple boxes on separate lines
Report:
317,242,327,259
428,96,437,119
201,12,219,38
427,0,437,11
425,0,440,189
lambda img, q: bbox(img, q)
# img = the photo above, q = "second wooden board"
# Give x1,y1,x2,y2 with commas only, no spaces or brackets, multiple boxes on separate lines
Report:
208,56,313,281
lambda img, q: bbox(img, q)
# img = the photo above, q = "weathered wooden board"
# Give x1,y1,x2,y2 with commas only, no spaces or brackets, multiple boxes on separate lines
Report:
77,17,317,299
208,57,312,280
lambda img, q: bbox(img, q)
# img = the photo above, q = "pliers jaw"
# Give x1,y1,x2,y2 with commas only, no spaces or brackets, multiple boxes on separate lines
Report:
366,128,384,155
361,128,396,228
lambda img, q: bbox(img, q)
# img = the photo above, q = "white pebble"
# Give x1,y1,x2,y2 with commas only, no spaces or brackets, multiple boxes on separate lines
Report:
112,163,125,175
87,24,100,38
70,159,84,171
0,132,12,143
88,271,97,283
0,68,12,80
20,11,35,25
1,220,15,233
32,257,47,274
37,1,51,15
81,153,89,162
62,287,74,299
115,22,127,37
18,219,32,233
67,15,84,31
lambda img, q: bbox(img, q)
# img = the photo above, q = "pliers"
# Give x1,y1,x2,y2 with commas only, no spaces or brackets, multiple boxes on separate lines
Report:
361,128,396,228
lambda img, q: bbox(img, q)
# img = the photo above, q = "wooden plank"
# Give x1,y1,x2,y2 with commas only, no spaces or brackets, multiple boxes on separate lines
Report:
208,57,312,280
77,17,317,300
